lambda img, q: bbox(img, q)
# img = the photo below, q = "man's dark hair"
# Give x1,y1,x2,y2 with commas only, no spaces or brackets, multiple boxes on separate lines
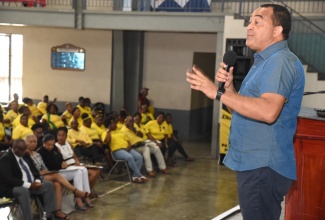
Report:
261,4,291,40
43,134,55,143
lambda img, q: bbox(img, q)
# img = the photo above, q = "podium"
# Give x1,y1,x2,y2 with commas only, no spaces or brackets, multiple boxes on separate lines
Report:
285,108,325,219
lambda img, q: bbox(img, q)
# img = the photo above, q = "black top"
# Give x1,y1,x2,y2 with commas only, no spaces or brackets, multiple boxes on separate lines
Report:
38,146,63,171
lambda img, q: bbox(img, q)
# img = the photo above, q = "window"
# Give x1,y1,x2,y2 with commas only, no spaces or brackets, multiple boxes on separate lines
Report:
0,34,23,104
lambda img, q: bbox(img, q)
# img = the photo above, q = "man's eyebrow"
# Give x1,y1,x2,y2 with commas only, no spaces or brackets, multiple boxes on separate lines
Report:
254,14,264,19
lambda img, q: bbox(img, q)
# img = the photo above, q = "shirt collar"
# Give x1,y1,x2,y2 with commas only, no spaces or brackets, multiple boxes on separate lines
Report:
254,40,288,60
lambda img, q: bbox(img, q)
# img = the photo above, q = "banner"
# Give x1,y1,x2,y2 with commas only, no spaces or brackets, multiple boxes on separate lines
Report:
219,109,232,154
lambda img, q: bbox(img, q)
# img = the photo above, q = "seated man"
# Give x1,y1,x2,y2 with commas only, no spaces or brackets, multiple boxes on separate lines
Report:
121,115,169,177
0,139,57,220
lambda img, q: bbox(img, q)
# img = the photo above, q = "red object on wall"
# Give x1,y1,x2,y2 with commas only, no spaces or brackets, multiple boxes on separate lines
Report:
3,0,46,7
285,117,325,220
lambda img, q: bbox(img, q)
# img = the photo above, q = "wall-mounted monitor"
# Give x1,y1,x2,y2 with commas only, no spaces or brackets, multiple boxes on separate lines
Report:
51,44,85,71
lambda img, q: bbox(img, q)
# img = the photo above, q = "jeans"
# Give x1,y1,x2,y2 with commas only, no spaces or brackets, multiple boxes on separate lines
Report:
113,149,143,177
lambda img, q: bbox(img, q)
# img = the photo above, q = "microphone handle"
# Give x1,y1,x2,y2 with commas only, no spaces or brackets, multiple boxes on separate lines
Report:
219,64,231,89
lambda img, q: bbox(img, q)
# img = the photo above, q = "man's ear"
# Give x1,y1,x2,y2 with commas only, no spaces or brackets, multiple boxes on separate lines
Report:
273,26,283,38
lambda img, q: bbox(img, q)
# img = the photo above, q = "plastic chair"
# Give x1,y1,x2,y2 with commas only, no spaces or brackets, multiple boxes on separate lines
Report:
0,198,23,219
104,152,131,183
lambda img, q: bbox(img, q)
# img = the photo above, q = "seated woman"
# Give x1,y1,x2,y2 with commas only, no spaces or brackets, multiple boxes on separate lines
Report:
67,119,100,165
56,126,100,197
61,102,73,126
80,113,113,170
0,113,11,151
164,113,194,165
23,97,42,120
25,134,87,219
41,103,65,136
12,114,33,140
102,116,148,183
91,114,106,137
144,112,177,167
38,134,94,210
4,100,19,128
140,104,154,125
68,107,83,128
12,106,38,129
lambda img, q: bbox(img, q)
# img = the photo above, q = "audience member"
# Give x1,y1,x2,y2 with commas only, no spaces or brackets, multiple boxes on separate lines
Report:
0,139,57,220
69,107,83,128
116,110,127,130
140,104,154,125
60,102,73,126
23,97,42,119
12,106,37,129
164,113,194,165
138,87,154,115
4,100,19,127
56,127,100,198
12,114,33,140
38,134,93,210
0,113,11,151
41,103,65,136
103,116,148,183
7,93,22,110
67,119,100,165
121,116,169,177
31,123,44,150
91,114,106,137
77,97,91,116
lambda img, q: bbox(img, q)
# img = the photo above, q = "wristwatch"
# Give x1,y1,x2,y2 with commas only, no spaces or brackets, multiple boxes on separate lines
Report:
216,87,225,101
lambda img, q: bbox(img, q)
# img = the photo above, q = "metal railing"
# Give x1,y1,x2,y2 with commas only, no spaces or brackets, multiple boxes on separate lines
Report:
1,0,324,78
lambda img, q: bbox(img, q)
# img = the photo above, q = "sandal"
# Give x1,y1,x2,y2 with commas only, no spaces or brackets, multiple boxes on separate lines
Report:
74,188,88,198
139,176,149,182
132,177,144,184
55,209,70,219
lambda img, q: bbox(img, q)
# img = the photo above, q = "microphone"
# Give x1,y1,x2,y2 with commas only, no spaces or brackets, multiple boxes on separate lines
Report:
219,50,237,89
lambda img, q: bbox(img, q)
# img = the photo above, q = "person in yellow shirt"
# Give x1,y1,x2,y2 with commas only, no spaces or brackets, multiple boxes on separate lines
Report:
37,95,48,115
116,110,127,130
80,113,113,169
23,97,42,119
121,116,169,177
12,114,33,140
77,97,91,116
7,93,23,110
91,115,106,137
60,102,73,126
67,119,100,165
12,106,37,129
0,113,11,151
4,100,19,128
145,112,178,167
102,116,147,183
68,107,83,128
140,104,154,125
84,98,92,115
41,104,65,135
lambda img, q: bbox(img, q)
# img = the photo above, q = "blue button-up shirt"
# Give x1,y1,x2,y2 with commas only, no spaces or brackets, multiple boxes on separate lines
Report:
223,40,305,180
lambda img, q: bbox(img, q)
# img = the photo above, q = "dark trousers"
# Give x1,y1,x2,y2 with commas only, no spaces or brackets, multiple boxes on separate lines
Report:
237,167,293,220
74,145,100,164
167,138,189,159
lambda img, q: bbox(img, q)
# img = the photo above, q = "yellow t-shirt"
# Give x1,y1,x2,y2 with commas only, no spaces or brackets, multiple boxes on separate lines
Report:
120,125,144,145
28,105,42,117
12,115,36,129
105,129,129,152
145,120,167,140
68,117,83,128
77,105,91,116
141,112,154,125
79,125,100,140
41,114,65,129
116,121,124,130
37,102,47,114
91,123,106,137
67,128,93,148
5,110,19,124
0,123,5,141
61,110,72,124
134,123,148,140
12,124,33,140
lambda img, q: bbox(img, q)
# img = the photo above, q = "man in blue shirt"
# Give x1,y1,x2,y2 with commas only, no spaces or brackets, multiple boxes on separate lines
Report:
186,4,305,220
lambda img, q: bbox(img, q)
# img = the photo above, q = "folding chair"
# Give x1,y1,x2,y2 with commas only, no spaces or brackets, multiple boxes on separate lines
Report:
104,152,131,183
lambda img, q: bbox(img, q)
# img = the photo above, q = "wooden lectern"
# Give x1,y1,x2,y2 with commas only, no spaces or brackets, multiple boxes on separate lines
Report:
285,108,325,219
